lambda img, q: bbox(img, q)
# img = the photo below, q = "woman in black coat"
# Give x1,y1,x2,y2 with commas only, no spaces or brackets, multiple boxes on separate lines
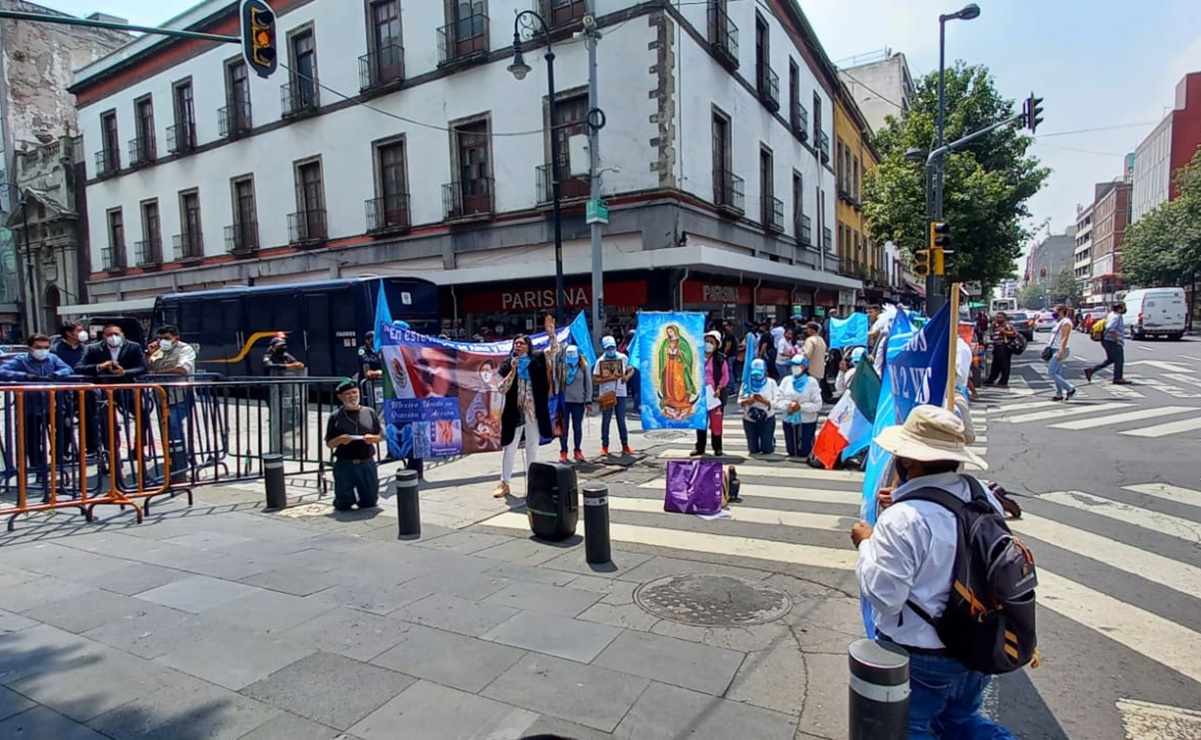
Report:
493,315,559,498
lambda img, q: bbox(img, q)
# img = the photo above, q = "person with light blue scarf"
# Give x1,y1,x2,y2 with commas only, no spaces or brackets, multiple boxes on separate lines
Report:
775,355,823,459
737,359,779,455
558,345,592,463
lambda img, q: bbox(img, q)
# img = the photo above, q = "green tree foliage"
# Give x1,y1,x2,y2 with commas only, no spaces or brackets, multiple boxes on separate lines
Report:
1049,266,1082,305
864,64,1050,288
1122,147,1201,289
1016,281,1046,310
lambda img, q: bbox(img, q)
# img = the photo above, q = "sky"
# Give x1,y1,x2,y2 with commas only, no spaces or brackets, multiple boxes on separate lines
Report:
34,0,1201,263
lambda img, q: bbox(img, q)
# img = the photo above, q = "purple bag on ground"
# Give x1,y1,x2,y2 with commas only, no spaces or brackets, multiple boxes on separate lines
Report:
664,460,724,515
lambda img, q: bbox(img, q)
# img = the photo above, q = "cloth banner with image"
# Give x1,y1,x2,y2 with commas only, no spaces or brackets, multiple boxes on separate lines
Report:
635,311,707,430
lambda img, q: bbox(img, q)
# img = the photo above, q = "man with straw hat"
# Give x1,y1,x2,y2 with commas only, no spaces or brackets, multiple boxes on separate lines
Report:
850,404,1015,739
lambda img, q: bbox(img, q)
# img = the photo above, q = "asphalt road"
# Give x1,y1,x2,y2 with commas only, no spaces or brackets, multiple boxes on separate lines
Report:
980,330,1201,739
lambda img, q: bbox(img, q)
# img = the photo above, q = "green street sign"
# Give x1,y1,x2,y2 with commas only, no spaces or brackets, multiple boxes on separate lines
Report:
585,199,609,225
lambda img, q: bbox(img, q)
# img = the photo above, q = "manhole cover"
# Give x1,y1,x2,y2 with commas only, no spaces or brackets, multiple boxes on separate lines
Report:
644,430,690,442
634,574,793,626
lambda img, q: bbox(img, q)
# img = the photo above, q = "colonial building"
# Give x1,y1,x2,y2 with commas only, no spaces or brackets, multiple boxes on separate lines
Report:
833,81,885,304
0,0,129,337
71,0,860,336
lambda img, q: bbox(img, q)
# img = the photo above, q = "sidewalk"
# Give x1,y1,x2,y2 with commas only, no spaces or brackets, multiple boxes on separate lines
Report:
0,409,856,740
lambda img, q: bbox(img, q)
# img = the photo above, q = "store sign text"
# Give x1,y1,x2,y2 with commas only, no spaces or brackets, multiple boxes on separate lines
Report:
501,287,590,310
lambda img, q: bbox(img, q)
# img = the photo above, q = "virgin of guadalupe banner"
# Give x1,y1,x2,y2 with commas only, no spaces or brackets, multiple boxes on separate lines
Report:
377,319,579,459
636,311,707,430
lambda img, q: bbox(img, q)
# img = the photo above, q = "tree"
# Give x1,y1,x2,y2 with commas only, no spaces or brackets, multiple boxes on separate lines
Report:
1016,282,1045,310
1049,266,1082,305
864,64,1050,289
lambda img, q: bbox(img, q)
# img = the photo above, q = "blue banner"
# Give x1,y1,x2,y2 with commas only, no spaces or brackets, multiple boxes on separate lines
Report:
372,281,392,353
829,313,869,349
635,311,707,430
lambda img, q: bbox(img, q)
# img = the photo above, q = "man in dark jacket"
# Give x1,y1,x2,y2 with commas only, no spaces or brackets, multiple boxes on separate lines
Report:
0,333,73,472
75,324,147,381
493,315,559,499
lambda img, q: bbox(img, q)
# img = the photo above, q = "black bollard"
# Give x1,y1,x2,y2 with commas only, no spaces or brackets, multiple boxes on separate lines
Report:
582,484,611,564
263,454,287,511
395,468,420,538
848,638,910,740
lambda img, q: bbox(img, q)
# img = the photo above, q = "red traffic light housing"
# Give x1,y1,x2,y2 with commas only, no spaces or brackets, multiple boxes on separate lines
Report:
241,0,277,78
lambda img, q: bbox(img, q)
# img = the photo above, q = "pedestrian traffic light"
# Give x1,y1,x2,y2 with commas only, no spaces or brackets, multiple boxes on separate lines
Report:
241,0,277,79
1024,93,1044,133
914,249,932,277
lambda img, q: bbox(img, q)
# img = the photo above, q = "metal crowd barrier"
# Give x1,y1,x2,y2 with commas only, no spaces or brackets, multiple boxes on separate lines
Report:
0,374,345,530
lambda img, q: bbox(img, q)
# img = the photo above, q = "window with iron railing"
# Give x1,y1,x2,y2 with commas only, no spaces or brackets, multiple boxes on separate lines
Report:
707,1,739,70
443,178,495,220
366,194,411,233
135,237,162,267
437,10,489,65
713,167,745,214
360,42,405,91
288,209,328,244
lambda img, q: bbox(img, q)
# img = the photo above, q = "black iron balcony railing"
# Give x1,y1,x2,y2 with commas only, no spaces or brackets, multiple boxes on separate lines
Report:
823,226,833,253
173,232,203,261
437,13,489,66
442,178,495,220
135,237,162,267
707,1,739,71
763,196,784,233
790,100,809,141
128,135,155,167
281,79,320,118
758,66,780,112
166,122,196,154
365,194,412,233
359,43,405,91
796,214,813,246
94,148,119,176
818,131,831,162
101,244,126,272
713,168,745,215
218,100,252,138
224,220,259,255
536,163,590,204
288,209,328,244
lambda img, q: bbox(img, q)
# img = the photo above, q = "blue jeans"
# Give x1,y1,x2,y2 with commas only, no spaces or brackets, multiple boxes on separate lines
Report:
1047,347,1074,396
783,421,817,458
560,401,586,453
601,396,628,448
907,652,1014,739
742,416,776,454
165,398,194,474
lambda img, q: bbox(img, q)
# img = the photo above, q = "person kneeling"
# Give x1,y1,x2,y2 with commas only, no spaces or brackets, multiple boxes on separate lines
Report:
776,355,822,459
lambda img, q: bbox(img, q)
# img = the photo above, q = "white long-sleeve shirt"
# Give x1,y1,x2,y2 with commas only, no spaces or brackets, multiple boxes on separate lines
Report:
775,374,823,424
856,472,1003,649
737,378,779,420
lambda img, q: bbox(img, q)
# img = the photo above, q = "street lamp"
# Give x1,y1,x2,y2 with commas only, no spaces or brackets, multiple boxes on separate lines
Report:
0,182,35,335
509,10,566,326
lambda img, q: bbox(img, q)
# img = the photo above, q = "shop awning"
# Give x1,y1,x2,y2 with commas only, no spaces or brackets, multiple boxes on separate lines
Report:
57,297,157,317
902,279,927,297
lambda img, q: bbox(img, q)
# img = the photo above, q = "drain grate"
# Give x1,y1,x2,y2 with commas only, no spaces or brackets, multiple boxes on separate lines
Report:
634,573,793,626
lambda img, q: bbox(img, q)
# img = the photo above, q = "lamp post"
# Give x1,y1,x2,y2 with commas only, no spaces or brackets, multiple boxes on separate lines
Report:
0,183,35,335
509,10,566,326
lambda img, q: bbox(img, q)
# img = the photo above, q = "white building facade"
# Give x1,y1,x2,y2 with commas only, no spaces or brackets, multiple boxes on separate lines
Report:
72,0,857,333
1131,117,1172,224
1073,202,1094,302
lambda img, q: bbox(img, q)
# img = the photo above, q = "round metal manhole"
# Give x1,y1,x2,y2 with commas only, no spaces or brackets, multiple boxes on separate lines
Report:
643,430,691,442
634,574,793,626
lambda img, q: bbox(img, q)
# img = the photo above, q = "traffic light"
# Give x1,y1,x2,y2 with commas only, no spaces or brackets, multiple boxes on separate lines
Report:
241,0,277,78
929,221,950,276
914,249,932,277
1024,92,1044,133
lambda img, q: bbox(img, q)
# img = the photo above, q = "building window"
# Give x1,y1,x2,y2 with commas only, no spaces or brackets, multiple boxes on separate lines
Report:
439,0,488,64
132,96,155,165
104,208,126,271
362,0,404,89
813,92,822,142
788,59,806,138
711,108,742,214
284,29,320,115
368,139,411,232
706,0,738,70
792,170,811,245
97,110,119,174
540,93,589,201
137,200,161,266
177,190,203,260
228,176,259,254
169,80,196,154
760,146,782,232
291,159,327,243
754,14,768,92
221,59,252,137
853,156,861,202
445,118,493,218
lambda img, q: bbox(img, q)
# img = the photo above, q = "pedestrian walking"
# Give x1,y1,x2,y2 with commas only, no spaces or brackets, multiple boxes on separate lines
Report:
851,405,1022,739
693,331,729,457
1084,303,1130,385
984,312,1017,387
737,359,779,455
494,316,559,498
593,334,633,458
324,379,383,511
775,355,822,459
1048,305,1077,401
558,345,592,463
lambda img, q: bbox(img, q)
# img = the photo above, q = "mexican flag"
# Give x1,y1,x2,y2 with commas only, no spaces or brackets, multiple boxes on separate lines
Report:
812,358,881,469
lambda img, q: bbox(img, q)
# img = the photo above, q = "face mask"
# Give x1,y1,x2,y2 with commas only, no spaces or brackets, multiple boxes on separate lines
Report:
76,331,89,342
750,371,765,382
158,339,174,352
791,366,804,377
604,348,616,358
31,349,49,361
565,354,579,366
1051,312,1060,319
705,343,715,354
106,335,123,348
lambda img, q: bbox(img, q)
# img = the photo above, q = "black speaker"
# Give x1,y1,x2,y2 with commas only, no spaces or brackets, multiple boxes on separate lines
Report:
526,461,579,541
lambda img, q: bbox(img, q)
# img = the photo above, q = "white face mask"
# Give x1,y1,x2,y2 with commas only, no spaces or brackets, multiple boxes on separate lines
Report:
76,331,89,342
31,349,49,361
791,366,805,377
106,335,123,348
158,339,174,352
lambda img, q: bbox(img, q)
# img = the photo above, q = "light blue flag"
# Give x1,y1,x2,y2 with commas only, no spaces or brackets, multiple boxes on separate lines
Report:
372,281,392,352
829,313,869,349
569,311,597,371
628,324,640,371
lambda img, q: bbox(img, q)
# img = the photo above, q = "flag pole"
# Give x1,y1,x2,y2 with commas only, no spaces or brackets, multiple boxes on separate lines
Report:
946,283,961,411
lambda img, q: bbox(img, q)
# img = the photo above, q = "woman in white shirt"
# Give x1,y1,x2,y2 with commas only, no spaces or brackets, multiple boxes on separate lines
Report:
775,355,824,459
1048,304,1077,402
737,358,779,455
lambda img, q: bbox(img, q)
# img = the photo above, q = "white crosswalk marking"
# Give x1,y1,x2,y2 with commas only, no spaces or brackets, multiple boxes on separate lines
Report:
1123,483,1201,509
1036,490,1201,542
1122,417,1201,438
1131,378,1201,399
1165,374,1201,389
1049,406,1198,431
998,402,1130,424
991,400,1071,415
1095,383,1146,400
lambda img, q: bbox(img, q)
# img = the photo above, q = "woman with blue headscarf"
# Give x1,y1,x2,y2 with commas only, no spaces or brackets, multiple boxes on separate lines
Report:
558,345,593,463
737,358,780,455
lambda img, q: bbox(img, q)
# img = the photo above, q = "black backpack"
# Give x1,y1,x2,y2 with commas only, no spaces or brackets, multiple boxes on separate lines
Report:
1005,332,1027,356
904,476,1038,674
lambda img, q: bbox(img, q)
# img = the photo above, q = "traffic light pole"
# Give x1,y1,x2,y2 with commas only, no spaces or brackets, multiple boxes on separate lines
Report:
0,9,239,43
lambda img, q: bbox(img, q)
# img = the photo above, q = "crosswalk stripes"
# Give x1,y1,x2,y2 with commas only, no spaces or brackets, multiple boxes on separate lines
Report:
1122,416,1201,438
1048,406,1197,431
985,395,1201,440
998,402,1131,424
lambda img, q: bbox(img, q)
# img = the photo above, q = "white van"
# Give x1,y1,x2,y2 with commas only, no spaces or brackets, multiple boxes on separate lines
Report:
1123,287,1187,340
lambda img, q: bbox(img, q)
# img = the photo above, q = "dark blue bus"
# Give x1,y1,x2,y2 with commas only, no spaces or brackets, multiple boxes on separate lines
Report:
153,276,439,377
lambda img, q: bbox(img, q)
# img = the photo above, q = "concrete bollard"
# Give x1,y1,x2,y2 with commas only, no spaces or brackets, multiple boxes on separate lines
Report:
263,454,287,511
394,468,420,538
582,484,611,564
848,638,910,740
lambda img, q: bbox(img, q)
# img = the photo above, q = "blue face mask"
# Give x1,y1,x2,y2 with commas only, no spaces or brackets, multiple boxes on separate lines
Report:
1052,312,1060,319
565,354,579,366
604,348,616,358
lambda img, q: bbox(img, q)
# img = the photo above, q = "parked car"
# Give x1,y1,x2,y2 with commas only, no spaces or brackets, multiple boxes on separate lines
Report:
1034,311,1057,332
1009,311,1036,340
1125,287,1187,340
